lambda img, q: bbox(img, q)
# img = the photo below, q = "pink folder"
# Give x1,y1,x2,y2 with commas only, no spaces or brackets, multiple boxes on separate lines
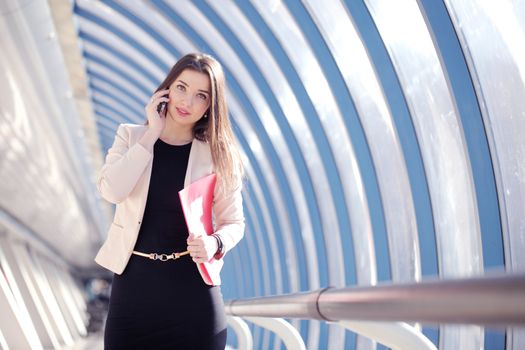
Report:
178,173,222,285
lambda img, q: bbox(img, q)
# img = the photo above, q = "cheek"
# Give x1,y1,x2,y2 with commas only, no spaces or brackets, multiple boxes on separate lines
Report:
168,89,181,101
170,90,178,100
199,102,210,114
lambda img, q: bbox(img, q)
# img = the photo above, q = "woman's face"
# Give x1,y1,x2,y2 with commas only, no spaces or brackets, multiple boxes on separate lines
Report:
167,68,211,127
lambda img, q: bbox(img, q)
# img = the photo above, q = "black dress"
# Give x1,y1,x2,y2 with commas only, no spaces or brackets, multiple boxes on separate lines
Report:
104,139,227,350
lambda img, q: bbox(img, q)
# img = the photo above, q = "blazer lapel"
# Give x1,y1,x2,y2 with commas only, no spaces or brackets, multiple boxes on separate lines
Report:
184,138,197,188
132,126,154,210
184,139,213,188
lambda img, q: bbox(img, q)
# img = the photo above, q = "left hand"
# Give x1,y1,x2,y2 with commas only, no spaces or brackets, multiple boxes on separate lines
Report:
187,235,218,263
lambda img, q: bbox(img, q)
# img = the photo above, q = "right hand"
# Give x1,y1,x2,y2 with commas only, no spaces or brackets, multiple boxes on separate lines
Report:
145,89,170,133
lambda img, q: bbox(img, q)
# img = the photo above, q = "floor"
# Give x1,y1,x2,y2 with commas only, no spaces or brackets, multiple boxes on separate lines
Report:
64,333,103,350
65,333,236,350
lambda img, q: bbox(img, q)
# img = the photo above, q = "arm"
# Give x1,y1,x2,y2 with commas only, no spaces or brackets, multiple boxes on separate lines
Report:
96,124,158,203
186,178,245,263
213,180,245,258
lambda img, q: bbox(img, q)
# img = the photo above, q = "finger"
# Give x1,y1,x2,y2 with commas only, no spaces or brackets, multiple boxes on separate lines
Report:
187,244,199,255
188,238,204,247
187,240,200,247
151,98,168,106
148,90,169,104
153,89,169,98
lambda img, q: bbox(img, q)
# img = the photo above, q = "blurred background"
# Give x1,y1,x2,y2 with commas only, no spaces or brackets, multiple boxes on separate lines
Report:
0,0,524,349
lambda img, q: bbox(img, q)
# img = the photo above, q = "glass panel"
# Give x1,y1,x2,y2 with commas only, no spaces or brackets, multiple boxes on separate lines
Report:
364,0,483,348
304,0,420,284
205,0,323,289
249,0,384,347
77,0,174,66
444,1,525,348
202,3,327,347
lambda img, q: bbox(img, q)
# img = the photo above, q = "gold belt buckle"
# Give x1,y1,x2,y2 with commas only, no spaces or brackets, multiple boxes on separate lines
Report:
147,251,189,261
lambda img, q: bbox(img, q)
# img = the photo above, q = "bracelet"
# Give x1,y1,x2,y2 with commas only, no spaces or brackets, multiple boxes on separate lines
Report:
212,234,224,258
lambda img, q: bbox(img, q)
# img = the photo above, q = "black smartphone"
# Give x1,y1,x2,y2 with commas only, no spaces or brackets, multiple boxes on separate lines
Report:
156,91,169,114
157,101,167,114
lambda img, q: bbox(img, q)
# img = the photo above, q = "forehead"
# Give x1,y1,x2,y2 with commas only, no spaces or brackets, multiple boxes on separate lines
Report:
172,69,210,91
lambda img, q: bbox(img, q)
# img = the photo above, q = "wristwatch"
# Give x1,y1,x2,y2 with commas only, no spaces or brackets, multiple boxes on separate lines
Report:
213,234,224,259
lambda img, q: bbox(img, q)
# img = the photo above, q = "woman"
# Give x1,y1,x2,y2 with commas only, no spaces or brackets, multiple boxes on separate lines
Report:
94,53,245,349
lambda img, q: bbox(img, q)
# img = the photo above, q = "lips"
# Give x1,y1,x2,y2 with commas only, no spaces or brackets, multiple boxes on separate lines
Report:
175,107,190,117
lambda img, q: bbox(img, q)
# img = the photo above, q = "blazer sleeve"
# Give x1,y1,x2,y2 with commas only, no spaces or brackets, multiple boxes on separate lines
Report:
213,179,245,257
97,124,153,204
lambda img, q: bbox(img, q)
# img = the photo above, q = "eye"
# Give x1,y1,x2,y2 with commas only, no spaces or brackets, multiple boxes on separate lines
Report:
176,84,186,91
197,93,208,100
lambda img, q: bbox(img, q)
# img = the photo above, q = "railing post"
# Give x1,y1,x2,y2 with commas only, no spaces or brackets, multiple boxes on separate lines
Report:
226,316,253,350
244,317,306,350
338,321,437,350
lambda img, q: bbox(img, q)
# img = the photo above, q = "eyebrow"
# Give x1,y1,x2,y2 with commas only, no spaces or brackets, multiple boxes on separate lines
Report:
177,79,210,95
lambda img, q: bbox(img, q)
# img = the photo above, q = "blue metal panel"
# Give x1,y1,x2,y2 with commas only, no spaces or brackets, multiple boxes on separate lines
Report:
84,53,152,96
346,0,438,278
235,0,348,286
418,0,503,270
77,31,159,83
285,0,390,288
91,99,135,125
87,69,146,115
74,4,169,72
193,0,311,292
231,2,332,348
90,79,145,118
234,128,281,296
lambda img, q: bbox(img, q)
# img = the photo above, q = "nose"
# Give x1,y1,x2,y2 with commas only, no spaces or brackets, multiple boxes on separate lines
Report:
182,92,194,107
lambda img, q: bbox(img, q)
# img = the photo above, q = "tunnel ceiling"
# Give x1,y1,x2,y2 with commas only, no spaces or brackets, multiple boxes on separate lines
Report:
71,0,525,287
71,0,525,279
1,0,523,348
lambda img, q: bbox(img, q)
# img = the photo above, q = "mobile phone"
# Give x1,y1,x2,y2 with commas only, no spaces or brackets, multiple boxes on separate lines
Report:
157,101,167,114
156,91,169,114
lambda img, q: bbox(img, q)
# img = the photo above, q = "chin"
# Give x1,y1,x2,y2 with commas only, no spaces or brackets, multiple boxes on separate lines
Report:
170,114,196,125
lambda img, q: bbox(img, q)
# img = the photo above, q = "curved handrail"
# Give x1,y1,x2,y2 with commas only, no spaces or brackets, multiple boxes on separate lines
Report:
225,273,525,325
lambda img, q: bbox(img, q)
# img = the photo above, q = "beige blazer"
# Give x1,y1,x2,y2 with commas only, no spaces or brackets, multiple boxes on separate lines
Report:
94,123,244,283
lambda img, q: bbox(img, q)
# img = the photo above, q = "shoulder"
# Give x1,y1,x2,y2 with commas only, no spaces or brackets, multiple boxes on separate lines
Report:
190,138,214,174
193,138,209,148
118,123,148,133
192,138,212,159
193,138,213,159
115,123,148,140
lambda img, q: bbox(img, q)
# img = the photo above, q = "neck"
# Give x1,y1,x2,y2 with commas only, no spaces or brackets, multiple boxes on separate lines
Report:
160,117,194,145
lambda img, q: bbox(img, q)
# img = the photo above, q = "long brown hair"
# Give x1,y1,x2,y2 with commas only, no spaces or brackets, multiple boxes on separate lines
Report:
150,53,243,192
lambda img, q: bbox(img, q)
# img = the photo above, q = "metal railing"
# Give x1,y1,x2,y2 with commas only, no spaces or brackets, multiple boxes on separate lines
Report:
224,273,525,349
